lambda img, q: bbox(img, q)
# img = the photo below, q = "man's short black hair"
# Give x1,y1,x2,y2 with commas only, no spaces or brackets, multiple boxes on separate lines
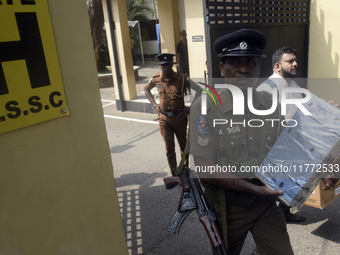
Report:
272,47,297,68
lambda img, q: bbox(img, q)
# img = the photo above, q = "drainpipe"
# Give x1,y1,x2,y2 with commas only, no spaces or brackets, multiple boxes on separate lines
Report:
105,0,125,112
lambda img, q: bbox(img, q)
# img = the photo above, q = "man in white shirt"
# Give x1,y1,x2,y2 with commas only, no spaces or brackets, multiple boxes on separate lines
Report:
257,47,301,119
257,47,306,222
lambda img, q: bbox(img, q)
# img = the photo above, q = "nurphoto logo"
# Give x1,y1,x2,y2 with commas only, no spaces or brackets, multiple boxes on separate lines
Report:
201,84,311,116
198,83,312,128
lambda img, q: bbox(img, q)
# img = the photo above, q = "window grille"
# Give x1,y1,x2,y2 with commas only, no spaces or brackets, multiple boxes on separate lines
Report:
206,0,310,26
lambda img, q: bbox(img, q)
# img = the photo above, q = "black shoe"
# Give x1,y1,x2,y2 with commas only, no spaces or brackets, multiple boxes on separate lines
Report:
283,211,305,222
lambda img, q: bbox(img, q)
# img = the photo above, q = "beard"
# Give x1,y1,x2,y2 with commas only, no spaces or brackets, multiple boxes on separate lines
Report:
282,67,298,78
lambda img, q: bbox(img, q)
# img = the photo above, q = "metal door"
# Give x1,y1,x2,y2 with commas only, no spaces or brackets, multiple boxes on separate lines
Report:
203,0,310,88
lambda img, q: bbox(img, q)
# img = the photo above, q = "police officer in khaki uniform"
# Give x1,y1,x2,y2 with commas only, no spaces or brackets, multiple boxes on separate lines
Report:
190,29,294,255
144,53,190,180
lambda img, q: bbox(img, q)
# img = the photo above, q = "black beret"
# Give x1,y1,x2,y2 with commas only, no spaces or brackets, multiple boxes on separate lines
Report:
155,53,175,64
213,29,266,58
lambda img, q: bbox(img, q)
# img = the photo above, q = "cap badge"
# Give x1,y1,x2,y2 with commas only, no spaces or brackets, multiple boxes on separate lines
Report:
239,41,248,50
164,57,167,59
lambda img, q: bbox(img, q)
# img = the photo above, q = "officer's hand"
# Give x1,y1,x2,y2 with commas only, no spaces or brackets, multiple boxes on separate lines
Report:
154,104,160,112
328,100,340,108
178,107,190,117
255,186,283,201
322,172,338,190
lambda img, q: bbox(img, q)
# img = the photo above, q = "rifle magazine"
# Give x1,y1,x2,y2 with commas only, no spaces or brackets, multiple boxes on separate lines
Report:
167,200,195,234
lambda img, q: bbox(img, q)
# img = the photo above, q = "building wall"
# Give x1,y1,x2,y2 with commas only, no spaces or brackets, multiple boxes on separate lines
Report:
158,0,179,55
184,0,207,79
103,0,137,101
308,0,340,102
0,1,127,254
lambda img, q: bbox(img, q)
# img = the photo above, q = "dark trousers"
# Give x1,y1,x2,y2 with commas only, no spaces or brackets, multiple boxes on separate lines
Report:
131,49,136,65
209,196,294,255
180,64,189,75
159,114,188,173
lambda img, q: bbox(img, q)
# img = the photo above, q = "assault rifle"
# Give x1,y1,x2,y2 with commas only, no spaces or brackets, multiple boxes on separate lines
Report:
163,169,228,255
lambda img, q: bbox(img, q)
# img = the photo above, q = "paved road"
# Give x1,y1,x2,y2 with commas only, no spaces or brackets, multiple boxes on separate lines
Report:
99,62,340,255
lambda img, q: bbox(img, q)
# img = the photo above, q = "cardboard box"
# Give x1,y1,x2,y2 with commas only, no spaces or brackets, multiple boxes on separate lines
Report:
256,93,340,208
305,180,340,209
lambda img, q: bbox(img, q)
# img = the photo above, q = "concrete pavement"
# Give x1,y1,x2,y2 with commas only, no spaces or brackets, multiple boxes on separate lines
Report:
100,61,340,255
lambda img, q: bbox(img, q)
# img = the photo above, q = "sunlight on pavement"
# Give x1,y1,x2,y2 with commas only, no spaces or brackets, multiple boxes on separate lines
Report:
117,185,143,255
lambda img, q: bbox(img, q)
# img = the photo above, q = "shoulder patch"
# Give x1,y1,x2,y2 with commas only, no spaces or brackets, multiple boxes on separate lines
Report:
186,77,191,82
196,116,209,134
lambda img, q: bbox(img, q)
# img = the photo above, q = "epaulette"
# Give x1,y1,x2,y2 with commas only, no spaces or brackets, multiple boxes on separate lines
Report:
148,73,161,84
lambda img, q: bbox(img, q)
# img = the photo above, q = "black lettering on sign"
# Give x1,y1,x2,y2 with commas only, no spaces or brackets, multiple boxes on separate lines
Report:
21,0,36,5
0,0,36,5
0,12,50,96
49,91,63,107
28,95,42,113
5,101,21,119
0,1,13,5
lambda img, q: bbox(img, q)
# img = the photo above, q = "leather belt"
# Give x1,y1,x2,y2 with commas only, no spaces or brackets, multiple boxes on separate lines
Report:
159,109,179,117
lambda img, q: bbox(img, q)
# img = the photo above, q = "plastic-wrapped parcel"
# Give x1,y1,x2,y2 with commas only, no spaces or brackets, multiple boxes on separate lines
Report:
256,93,340,208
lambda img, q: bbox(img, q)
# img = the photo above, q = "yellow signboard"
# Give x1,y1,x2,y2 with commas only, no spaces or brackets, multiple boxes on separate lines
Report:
0,0,69,134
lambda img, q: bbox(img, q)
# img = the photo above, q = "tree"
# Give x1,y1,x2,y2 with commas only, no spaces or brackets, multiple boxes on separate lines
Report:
126,0,153,56
126,0,153,22
87,0,109,72
86,0,153,71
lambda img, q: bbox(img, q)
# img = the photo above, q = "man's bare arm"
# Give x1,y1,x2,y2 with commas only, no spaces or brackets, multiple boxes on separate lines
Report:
144,83,160,112
177,53,181,72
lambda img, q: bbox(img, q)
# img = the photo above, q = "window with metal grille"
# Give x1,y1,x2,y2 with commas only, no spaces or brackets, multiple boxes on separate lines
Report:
206,0,310,26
